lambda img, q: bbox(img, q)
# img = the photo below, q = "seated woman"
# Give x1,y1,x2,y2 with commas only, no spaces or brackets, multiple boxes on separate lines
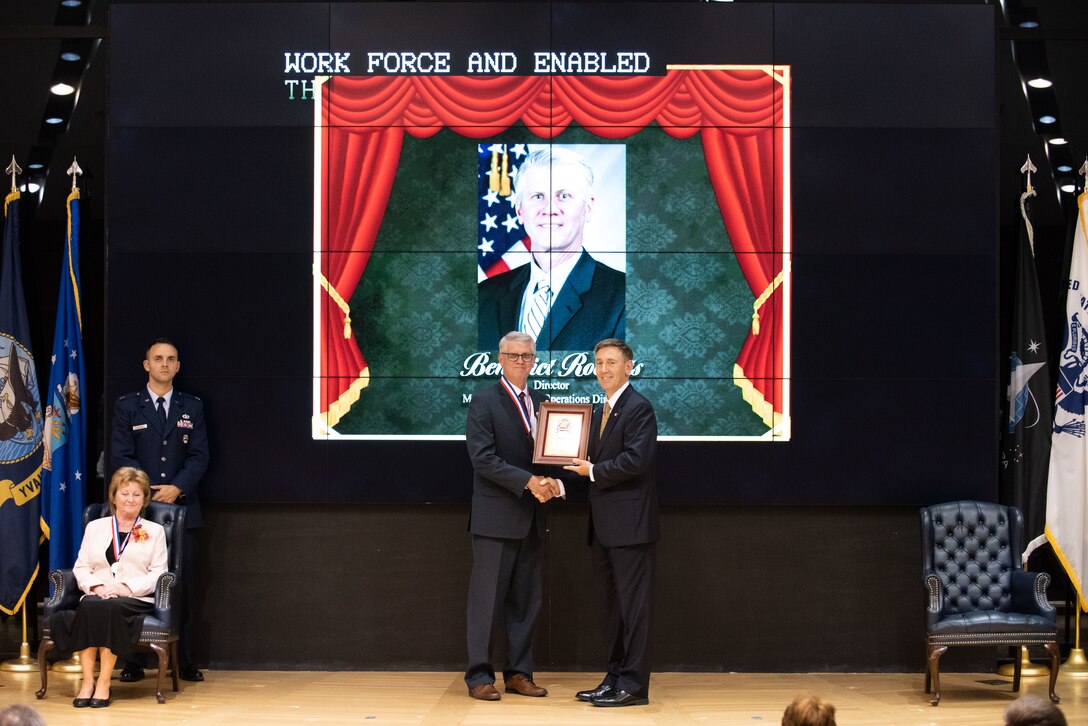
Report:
46,467,168,708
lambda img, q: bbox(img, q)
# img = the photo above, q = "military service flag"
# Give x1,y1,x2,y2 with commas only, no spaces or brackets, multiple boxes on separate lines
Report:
1000,167,1052,560
0,188,46,615
1046,180,1088,609
41,187,87,573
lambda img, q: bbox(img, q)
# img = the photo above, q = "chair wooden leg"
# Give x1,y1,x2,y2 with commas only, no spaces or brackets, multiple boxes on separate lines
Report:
927,644,947,706
149,642,168,704
170,641,180,692
1013,645,1023,692
1045,642,1061,703
35,638,55,699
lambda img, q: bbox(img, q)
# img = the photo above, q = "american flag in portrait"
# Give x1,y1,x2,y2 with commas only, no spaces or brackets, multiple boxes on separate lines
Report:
477,143,533,279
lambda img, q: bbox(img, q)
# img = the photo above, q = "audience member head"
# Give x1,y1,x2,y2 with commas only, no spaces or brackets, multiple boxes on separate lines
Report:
0,704,47,726
1005,695,1067,726
782,694,836,726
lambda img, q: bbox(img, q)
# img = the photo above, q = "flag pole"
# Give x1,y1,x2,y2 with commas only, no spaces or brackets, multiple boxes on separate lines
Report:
1056,161,1088,677
0,158,40,674
1063,607,1088,675
48,158,87,676
997,156,1050,679
0,604,38,672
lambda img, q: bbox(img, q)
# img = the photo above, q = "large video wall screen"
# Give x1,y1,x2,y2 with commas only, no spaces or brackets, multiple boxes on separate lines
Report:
107,2,996,504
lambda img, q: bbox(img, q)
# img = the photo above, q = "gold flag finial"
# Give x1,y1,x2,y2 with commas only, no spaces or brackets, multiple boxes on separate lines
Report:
1020,155,1037,194
488,148,500,193
6,156,21,194
67,157,83,191
499,146,511,197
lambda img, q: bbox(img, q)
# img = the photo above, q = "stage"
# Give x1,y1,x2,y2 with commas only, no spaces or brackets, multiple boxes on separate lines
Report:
2,670,1087,724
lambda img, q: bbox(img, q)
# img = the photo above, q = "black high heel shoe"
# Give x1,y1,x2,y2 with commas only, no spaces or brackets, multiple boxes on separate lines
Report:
72,697,91,708
89,689,111,708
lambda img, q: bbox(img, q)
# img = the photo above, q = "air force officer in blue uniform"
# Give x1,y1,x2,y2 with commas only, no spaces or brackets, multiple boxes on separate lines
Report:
111,338,209,683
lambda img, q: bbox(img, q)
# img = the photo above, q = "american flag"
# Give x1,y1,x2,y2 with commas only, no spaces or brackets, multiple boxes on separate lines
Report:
477,143,534,279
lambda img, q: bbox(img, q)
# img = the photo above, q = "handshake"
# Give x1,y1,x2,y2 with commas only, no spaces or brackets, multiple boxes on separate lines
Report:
527,475,562,503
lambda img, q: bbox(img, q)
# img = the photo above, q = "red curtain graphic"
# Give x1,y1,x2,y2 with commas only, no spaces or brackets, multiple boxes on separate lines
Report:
316,68,789,434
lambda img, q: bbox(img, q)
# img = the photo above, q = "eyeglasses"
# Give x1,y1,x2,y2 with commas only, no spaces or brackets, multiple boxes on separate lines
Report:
500,352,536,363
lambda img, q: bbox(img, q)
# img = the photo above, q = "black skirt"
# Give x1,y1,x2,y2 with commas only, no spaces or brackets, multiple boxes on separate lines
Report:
47,596,152,660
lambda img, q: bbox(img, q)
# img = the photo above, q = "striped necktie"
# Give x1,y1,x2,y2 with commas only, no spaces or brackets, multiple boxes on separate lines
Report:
523,281,552,341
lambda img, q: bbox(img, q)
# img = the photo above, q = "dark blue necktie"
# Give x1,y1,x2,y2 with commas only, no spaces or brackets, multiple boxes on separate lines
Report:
156,396,167,426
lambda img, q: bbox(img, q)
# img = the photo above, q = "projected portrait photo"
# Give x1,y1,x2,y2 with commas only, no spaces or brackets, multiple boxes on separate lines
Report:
476,144,627,352
313,69,790,442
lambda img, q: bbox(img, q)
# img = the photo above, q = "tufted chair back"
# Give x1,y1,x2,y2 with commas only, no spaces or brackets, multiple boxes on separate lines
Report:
82,501,187,577
920,500,1021,615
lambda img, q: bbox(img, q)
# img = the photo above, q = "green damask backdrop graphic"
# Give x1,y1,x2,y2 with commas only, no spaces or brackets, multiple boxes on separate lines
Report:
338,125,769,438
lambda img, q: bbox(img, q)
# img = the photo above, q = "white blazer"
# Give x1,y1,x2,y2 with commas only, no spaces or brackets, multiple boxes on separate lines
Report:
73,516,168,603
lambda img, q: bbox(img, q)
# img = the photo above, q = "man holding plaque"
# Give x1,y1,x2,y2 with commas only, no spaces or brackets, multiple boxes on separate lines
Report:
564,338,659,707
464,331,559,701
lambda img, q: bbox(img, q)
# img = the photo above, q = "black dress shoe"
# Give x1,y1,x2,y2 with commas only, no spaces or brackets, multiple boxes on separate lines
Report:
72,697,91,708
591,689,649,707
576,684,615,702
89,696,111,708
120,665,144,682
179,666,204,682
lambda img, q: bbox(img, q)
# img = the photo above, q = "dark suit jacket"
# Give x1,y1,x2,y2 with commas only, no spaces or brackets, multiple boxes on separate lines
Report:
465,381,549,540
477,250,625,351
586,385,659,548
111,390,209,529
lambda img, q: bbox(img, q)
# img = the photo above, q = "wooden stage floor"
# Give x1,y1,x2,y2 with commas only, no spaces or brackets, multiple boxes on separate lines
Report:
3,669,1088,724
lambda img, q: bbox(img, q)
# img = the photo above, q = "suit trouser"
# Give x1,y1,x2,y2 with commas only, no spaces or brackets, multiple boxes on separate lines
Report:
591,536,655,698
464,530,543,688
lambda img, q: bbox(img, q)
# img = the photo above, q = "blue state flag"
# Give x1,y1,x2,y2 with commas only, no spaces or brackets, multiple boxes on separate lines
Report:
0,188,46,615
41,188,86,573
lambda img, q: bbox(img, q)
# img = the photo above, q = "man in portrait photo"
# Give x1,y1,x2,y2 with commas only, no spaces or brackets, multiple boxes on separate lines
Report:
477,145,626,352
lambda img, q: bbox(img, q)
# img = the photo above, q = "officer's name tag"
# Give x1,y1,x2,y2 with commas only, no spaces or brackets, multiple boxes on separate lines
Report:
177,420,194,429
132,424,148,431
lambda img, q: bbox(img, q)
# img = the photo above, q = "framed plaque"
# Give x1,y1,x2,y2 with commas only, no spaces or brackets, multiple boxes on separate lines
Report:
533,402,593,465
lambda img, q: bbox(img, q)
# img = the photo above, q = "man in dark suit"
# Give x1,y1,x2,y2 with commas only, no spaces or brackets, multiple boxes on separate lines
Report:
464,331,560,701
477,147,625,352
564,338,659,707
111,338,209,683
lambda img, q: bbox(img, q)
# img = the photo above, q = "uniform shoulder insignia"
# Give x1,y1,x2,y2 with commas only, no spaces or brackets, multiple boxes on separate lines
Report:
117,391,141,401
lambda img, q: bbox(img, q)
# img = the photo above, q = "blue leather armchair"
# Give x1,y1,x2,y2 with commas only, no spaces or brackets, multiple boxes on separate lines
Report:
36,501,187,704
920,500,1059,705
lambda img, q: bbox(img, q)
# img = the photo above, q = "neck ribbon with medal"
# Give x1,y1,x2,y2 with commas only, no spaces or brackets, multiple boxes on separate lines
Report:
499,376,534,446
111,515,141,576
